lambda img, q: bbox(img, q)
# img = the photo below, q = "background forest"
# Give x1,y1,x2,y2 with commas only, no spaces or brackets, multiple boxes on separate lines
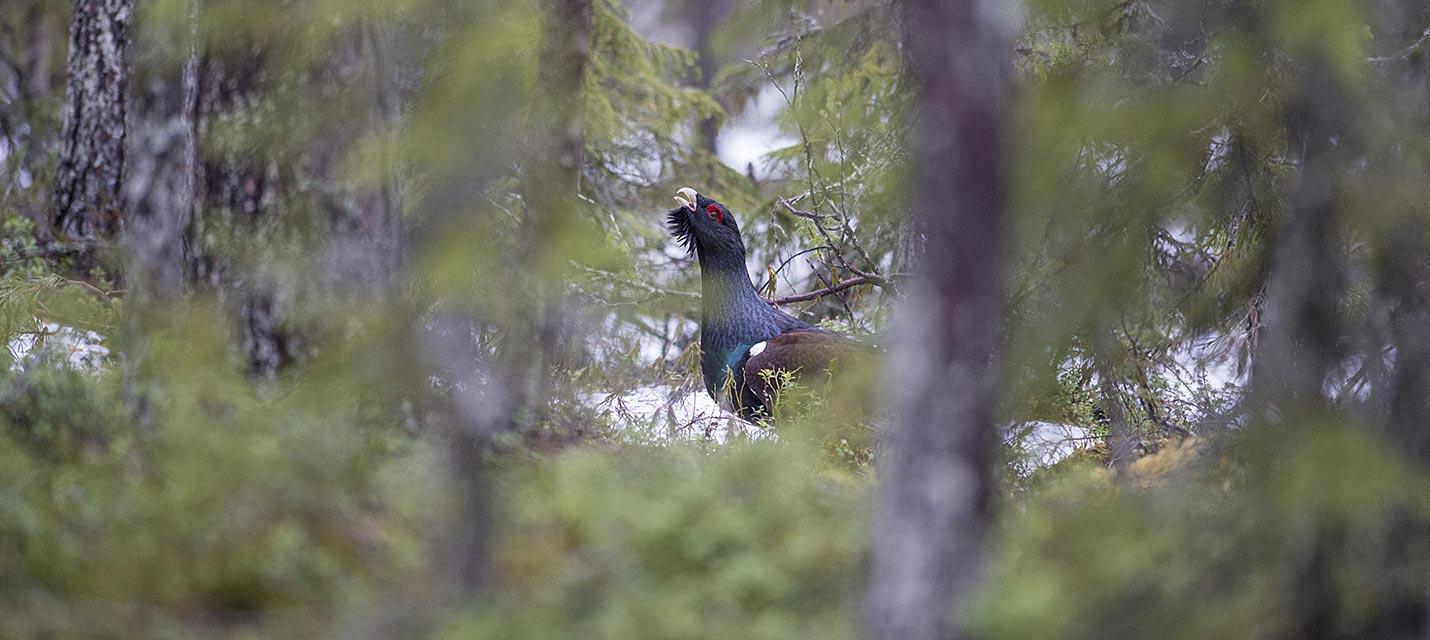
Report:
1,0,1428,638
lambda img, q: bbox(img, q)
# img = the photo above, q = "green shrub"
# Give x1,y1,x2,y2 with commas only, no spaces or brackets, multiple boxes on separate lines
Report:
972,425,1430,640
442,442,869,640
0,339,438,638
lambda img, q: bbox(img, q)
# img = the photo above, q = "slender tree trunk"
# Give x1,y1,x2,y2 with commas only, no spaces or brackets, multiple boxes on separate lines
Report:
1376,2,1430,468
183,53,291,378
1248,54,1356,640
438,0,592,596
124,0,197,299
863,1,1011,639
52,0,131,248
25,4,56,98
687,0,725,155
120,0,198,427
1249,61,1347,420
1379,237,1430,470
512,0,591,432
1097,349,1137,472
360,19,405,292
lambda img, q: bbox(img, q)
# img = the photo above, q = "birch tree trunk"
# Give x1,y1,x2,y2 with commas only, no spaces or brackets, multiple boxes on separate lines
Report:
52,0,131,247
863,1,1011,639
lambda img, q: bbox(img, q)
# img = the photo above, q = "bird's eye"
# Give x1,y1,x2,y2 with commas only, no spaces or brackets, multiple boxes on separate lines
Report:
705,204,724,224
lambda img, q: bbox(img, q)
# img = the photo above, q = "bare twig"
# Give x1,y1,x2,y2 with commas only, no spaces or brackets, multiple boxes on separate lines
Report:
776,197,895,290
770,275,878,305
809,259,856,319
59,276,123,302
761,244,829,293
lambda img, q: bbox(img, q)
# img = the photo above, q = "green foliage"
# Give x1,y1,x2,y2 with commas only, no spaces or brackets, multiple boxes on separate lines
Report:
441,442,868,640
974,426,1430,640
585,0,725,195
1,215,46,278
761,356,880,472
0,310,438,638
0,364,126,462
2,0,1428,636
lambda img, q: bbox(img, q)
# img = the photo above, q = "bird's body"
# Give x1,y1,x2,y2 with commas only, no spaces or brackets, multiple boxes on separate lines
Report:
668,188,859,420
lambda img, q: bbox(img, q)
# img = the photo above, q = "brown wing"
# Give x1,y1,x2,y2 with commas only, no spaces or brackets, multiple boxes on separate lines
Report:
737,330,861,419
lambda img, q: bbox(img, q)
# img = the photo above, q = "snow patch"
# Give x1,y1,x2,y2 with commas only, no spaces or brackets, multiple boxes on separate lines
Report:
582,384,770,444
1006,421,1095,474
6,320,110,372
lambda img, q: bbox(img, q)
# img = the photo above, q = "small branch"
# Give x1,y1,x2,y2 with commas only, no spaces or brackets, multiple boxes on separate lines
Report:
573,264,699,305
809,259,856,320
770,275,878,305
776,197,895,290
59,276,123,302
761,244,829,292
778,197,824,221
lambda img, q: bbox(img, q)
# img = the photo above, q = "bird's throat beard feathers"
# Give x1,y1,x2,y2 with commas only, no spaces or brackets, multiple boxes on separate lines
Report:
666,206,697,256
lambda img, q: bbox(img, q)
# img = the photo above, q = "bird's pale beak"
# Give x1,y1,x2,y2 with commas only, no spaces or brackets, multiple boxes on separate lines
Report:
674,187,698,211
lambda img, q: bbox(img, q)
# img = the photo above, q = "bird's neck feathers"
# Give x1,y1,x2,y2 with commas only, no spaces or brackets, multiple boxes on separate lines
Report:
701,260,769,323
698,257,809,345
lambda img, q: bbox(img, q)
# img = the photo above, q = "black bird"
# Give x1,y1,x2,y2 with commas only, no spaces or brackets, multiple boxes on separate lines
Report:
668,187,858,420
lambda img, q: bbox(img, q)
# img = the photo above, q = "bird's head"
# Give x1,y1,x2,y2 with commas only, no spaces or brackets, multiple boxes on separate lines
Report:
668,187,746,268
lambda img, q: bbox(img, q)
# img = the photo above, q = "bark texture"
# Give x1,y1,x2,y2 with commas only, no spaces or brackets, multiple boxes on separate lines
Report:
863,1,1011,639
123,117,192,295
52,0,131,245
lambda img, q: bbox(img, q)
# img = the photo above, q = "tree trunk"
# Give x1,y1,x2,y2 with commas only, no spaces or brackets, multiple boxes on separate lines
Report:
119,0,198,427
1376,2,1430,468
123,0,197,300
510,0,592,433
1249,62,1347,420
687,0,726,155
183,52,291,378
52,0,131,248
863,1,1011,639
24,3,57,98
1098,351,1138,472
437,0,593,596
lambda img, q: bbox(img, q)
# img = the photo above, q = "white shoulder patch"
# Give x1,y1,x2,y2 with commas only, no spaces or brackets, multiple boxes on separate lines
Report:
748,341,767,357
